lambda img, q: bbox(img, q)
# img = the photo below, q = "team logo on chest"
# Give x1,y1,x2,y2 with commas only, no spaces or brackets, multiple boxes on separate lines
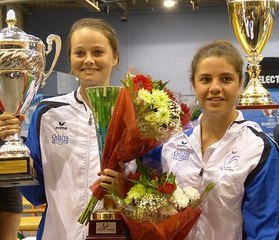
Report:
220,151,240,171
173,151,190,161
176,140,189,148
55,121,68,130
52,134,69,145
172,139,191,161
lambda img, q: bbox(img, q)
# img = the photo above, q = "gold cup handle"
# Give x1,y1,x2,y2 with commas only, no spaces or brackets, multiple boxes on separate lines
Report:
41,34,62,86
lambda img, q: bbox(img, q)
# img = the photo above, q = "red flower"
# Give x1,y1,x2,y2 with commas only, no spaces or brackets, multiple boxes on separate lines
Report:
127,171,140,181
163,89,191,128
132,74,153,92
164,88,176,101
158,183,177,194
180,103,191,128
180,103,190,114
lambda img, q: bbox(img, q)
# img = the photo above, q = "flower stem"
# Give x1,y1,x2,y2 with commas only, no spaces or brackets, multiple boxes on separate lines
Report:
78,196,99,225
191,182,215,208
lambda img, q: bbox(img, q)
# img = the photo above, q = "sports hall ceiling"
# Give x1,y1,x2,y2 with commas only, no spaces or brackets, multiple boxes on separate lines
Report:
0,0,226,14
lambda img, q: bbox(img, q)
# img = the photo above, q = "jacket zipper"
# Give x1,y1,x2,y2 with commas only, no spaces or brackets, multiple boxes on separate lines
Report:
199,167,204,177
88,114,93,125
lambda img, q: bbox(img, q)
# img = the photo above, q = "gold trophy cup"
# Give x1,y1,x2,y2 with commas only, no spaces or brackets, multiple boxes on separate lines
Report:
0,10,61,186
227,0,276,106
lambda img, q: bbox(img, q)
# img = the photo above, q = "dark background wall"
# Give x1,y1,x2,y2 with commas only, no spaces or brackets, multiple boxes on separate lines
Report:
19,6,279,95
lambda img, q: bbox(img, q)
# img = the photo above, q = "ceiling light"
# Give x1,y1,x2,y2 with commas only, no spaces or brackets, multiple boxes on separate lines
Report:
120,11,128,22
79,0,100,12
163,0,176,7
190,0,199,11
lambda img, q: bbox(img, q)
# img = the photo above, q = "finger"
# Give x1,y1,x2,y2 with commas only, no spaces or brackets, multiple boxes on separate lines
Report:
102,168,119,178
0,112,14,121
1,119,21,127
118,161,125,172
100,182,112,190
0,122,21,132
0,114,21,141
0,128,19,141
17,114,25,122
100,175,114,184
0,115,21,126
0,112,24,124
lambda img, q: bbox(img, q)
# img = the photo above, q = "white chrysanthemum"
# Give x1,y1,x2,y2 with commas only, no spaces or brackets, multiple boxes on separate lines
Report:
183,186,200,201
133,81,184,140
171,186,190,209
137,89,152,104
156,107,170,125
144,114,158,127
151,90,169,109
151,89,169,103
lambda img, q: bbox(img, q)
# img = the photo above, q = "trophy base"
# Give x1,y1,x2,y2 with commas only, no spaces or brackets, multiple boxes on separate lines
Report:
237,104,279,110
86,219,129,240
86,209,130,240
238,93,272,106
238,79,272,106
0,156,38,187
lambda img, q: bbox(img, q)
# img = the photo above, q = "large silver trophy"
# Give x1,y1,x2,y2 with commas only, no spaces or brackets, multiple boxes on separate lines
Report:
227,0,276,106
0,10,61,186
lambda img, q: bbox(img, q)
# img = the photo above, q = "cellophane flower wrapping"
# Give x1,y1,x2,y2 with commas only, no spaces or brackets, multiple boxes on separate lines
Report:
120,207,201,240
78,73,191,225
110,159,215,240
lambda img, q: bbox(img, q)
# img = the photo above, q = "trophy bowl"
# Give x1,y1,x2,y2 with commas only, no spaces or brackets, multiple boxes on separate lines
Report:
0,9,61,186
227,0,276,106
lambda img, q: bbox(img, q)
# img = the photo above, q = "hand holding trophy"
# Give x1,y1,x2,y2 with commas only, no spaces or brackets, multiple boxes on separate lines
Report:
227,0,276,106
83,86,128,239
0,9,61,186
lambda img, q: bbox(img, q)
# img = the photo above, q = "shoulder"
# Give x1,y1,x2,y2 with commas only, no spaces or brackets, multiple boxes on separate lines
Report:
40,93,70,105
232,119,265,140
35,93,74,113
28,93,75,128
225,120,276,170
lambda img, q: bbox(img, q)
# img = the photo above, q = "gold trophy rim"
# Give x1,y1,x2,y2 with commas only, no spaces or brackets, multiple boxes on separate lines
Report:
227,0,277,107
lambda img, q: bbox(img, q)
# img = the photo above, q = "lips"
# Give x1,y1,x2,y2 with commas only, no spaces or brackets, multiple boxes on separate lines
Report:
207,97,224,101
81,68,99,73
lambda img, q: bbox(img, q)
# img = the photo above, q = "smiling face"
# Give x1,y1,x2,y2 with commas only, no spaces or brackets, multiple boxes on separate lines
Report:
70,27,118,89
193,56,242,120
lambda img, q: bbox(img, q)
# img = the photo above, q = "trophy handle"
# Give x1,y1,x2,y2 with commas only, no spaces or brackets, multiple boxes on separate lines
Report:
41,34,62,87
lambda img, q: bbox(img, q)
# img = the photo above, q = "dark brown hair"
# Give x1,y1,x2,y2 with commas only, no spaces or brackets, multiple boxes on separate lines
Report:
190,40,243,85
67,18,119,65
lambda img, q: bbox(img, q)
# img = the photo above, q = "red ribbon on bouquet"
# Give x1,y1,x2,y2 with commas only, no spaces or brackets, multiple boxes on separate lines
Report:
123,207,202,240
78,74,191,225
90,87,160,197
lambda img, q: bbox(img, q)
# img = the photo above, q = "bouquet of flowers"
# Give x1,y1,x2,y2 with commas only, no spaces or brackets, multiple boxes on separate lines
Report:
123,74,190,140
111,159,215,240
78,73,191,225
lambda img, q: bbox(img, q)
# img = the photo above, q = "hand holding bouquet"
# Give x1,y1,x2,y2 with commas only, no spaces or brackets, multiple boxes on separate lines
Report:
110,159,215,240
78,73,191,225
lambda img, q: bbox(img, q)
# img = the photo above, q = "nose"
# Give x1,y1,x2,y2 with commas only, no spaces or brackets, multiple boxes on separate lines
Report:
209,79,221,93
84,54,94,65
